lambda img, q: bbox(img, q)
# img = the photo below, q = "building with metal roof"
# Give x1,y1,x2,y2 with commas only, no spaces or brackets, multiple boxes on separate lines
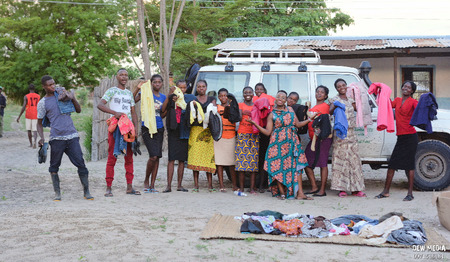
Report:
211,36,450,108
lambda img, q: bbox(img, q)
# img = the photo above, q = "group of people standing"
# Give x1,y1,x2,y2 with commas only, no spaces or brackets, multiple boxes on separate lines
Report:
34,68,419,202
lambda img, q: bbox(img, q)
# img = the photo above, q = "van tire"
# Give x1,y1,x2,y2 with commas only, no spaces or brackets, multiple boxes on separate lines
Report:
414,140,450,191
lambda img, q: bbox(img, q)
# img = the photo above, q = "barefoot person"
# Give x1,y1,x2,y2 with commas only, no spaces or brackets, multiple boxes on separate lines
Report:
375,81,418,201
17,84,40,148
248,90,313,200
37,75,93,201
97,68,140,197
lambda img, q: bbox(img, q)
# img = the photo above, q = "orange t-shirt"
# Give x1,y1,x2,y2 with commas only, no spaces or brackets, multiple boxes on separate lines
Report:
26,93,41,119
307,102,330,139
217,104,236,139
238,103,254,134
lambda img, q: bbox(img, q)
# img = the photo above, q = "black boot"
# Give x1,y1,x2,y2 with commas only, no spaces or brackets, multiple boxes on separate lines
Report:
79,174,94,200
51,173,61,201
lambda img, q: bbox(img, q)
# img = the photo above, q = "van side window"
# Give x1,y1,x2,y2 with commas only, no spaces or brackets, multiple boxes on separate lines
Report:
316,73,376,108
262,74,309,104
196,72,250,101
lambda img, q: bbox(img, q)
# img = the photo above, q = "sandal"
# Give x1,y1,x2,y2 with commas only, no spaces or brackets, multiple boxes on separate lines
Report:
352,191,366,197
126,189,141,195
338,191,347,198
192,188,199,193
219,188,227,193
374,193,389,199
209,188,217,193
162,188,171,193
249,190,257,195
305,189,320,195
279,195,286,200
177,188,189,192
143,188,151,193
104,192,113,197
403,195,414,201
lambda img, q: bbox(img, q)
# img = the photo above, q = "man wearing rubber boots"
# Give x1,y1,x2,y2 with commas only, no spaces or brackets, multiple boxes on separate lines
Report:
36,75,94,201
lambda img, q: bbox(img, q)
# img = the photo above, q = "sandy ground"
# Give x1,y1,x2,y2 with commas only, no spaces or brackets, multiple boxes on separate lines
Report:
0,126,449,262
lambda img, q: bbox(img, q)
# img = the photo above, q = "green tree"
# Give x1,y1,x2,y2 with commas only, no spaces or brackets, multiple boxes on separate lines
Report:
0,0,134,101
146,0,353,79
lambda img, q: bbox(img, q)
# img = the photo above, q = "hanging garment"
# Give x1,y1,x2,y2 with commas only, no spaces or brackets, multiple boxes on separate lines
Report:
189,101,204,125
166,94,178,131
368,82,395,133
225,93,241,123
410,92,438,134
251,97,270,133
54,87,75,114
310,114,331,168
140,81,157,136
291,104,309,135
333,100,348,139
203,103,223,141
180,94,196,139
253,93,275,109
347,82,372,135
117,114,135,142
173,86,187,110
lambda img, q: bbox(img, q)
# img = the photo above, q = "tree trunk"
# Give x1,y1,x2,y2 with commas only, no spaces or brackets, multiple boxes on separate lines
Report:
136,0,151,79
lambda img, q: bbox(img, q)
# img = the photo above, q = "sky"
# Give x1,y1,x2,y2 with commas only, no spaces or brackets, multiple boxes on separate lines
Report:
326,0,450,36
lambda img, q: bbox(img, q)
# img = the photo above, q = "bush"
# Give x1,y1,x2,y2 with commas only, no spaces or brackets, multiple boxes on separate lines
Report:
80,115,93,161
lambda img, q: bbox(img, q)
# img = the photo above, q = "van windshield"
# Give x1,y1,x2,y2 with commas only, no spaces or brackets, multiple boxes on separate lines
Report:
195,72,250,100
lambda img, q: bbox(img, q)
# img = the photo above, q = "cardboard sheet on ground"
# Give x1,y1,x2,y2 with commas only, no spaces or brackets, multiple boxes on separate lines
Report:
201,214,450,250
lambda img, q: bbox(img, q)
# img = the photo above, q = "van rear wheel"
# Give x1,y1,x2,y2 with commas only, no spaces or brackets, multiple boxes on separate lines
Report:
414,140,450,191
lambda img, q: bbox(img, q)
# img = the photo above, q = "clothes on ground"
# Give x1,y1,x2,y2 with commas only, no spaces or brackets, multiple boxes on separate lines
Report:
392,97,418,135
329,96,364,192
347,82,372,135
235,133,259,172
236,211,428,245
187,125,216,173
37,96,79,141
388,133,418,170
410,92,437,134
238,102,254,134
138,82,157,135
25,93,40,119
251,97,270,134
387,220,427,246
358,215,404,245
265,107,308,199
368,82,395,133
101,86,135,121
332,100,348,139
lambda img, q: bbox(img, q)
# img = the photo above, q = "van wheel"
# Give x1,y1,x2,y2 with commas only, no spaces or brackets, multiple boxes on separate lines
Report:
414,140,450,191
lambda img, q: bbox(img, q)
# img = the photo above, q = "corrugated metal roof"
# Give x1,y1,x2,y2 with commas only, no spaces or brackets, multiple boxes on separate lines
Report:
211,36,450,51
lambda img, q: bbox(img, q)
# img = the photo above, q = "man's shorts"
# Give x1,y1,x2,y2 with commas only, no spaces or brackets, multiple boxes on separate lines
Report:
26,118,37,131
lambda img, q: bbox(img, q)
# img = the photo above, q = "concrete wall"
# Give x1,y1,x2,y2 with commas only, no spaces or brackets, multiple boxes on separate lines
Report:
321,56,450,109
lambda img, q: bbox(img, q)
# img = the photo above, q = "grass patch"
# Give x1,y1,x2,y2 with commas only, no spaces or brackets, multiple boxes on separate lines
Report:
2,103,24,132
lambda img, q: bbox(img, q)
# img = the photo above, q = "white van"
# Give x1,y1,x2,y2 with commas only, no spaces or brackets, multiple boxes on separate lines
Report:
191,49,450,191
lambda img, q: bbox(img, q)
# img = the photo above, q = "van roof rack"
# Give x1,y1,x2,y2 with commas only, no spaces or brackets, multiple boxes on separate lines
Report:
215,49,321,64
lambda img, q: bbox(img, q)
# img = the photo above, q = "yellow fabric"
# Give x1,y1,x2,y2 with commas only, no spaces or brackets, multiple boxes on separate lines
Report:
140,81,157,136
189,101,205,125
173,87,187,110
